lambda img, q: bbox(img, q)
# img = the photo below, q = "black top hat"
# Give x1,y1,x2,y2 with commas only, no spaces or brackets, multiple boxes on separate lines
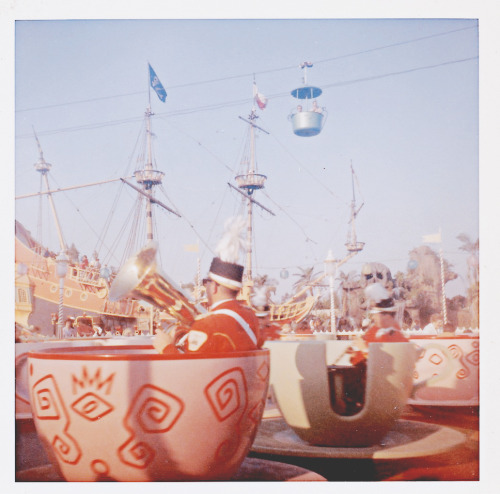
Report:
370,297,397,313
365,283,397,313
208,257,244,290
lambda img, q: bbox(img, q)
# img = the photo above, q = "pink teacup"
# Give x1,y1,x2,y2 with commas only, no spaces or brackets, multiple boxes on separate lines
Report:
409,336,479,406
25,345,269,481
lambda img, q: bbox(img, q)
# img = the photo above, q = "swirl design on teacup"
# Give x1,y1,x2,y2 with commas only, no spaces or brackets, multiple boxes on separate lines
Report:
137,396,178,432
214,433,241,461
466,340,479,366
118,437,155,469
31,375,82,465
447,344,469,380
118,384,184,469
204,368,247,422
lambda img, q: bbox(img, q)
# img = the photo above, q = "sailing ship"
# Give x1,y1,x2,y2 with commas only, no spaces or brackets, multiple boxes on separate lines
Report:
15,70,364,337
15,100,178,335
225,91,363,326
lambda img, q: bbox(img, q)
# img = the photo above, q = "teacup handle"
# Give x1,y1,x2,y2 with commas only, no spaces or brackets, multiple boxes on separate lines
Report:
15,353,31,404
411,342,454,398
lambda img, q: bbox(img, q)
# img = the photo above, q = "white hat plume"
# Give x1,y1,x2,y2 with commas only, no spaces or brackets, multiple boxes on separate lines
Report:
364,283,390,303
215,216,247,264
251,285,269,309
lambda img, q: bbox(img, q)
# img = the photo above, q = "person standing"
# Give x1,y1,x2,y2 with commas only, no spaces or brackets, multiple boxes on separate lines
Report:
251,286,282,341
421,314,443,336
62,317,77,338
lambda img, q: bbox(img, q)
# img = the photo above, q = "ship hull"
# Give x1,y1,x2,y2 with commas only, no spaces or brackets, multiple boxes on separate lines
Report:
15,231,145,334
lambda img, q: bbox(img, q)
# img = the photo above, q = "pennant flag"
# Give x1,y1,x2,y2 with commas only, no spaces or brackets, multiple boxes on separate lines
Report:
422,231,442,243
184,244,199,253
149,63,167,102
253,82,267,110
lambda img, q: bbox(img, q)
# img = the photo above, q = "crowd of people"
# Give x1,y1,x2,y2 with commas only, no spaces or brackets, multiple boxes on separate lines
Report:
16,221,473,348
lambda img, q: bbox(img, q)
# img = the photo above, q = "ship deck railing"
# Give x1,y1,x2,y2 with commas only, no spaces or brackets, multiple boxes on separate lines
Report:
68,265,105,287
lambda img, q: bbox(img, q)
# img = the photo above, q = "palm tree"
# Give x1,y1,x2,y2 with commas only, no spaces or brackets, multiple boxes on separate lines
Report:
457,233,479,285
337,270,361,321
457,233,479,328
292,266,319,300
252,274,277,302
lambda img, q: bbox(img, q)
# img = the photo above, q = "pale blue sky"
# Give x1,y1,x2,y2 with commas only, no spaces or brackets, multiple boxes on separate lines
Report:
14,18,479,298
3,2,499,491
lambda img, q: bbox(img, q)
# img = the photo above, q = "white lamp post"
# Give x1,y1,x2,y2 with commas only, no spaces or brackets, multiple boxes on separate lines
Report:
17,262,28,277
324,250,337,338
55,251,69,338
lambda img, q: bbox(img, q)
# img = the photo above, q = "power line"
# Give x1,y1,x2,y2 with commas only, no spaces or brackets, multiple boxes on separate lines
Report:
16,90,147,113
16,55,478,140
16,24,476,114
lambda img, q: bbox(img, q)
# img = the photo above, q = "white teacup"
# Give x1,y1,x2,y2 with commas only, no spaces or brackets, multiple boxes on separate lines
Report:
25,345,269,481
265,340,419,447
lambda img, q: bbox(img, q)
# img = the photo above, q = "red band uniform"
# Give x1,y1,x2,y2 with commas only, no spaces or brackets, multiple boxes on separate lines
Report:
177,298,261,352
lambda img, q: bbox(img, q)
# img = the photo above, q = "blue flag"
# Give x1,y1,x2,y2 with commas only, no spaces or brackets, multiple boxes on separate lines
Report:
149,63,167,102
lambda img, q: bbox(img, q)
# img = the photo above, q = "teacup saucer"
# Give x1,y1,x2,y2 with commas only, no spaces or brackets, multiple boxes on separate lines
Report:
16,457,327,482
251,418,466,460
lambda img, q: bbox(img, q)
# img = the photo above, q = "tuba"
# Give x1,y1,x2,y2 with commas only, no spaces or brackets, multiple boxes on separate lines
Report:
109,241,205,326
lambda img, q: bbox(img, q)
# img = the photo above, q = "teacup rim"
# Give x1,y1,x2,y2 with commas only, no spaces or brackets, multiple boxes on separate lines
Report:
28,345,270,361
408,335,479,340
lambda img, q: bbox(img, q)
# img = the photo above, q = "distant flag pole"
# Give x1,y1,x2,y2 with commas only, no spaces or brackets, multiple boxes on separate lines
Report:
148,63,167,103
183,243,199,253
422,228,448,324
422,231,441,244
184,242,201,302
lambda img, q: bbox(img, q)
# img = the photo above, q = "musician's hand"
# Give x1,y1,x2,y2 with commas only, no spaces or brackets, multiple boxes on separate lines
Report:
153,329,176,354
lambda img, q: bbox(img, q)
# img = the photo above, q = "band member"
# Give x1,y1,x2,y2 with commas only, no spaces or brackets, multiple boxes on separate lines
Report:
251,285,282,341
349,283,408,364
154,217,261,354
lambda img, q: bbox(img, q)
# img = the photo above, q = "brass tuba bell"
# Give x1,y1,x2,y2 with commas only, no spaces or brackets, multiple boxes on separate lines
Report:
109,241,205,326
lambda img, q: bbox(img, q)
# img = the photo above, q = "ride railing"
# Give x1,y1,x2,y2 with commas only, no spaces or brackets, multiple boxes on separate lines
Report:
270,296,316,324
28,260,50,278
68,265,104,287
403,327,479,338
102,298,139,318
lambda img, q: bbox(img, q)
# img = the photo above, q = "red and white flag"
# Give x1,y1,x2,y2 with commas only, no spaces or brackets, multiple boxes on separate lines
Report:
253,83,268,110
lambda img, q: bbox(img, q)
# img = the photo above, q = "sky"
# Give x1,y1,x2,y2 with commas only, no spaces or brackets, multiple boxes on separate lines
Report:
3,2,499,492
12,16,479,300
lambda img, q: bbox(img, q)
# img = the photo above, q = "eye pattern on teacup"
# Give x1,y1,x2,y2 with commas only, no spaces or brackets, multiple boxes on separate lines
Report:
71,392,114,421
256,360,270,382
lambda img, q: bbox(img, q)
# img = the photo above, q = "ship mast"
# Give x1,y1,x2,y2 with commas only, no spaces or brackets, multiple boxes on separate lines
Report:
285,164,365,303
134,105,165,242
234,108,273,284
345,161,365,253
33,130,67,252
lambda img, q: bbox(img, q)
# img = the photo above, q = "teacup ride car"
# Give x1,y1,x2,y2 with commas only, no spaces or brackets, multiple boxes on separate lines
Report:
17,242,271,481
22,344,269,481
252,339,468,465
